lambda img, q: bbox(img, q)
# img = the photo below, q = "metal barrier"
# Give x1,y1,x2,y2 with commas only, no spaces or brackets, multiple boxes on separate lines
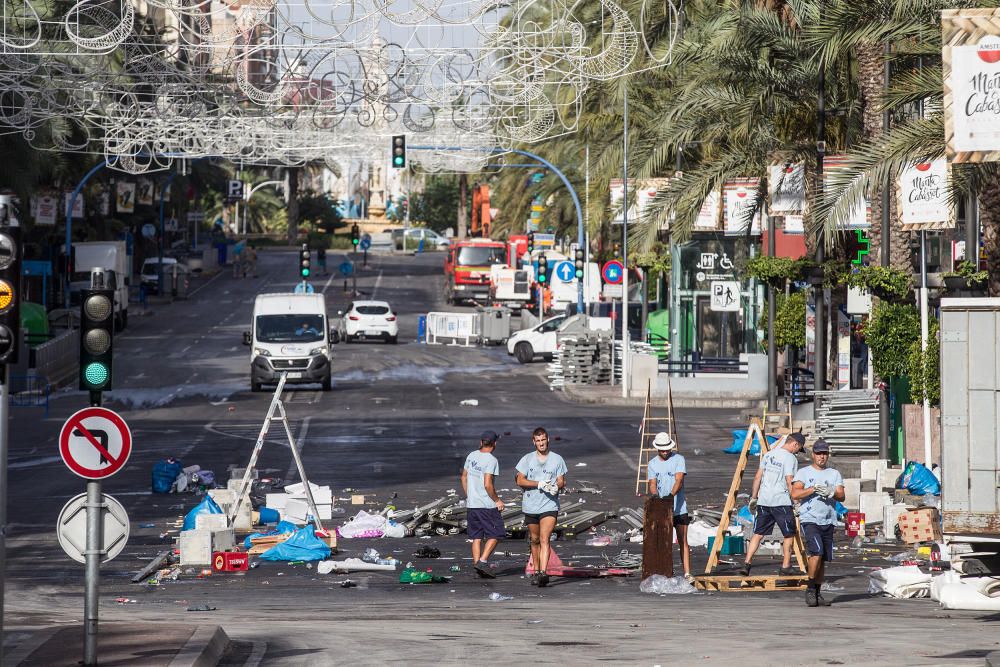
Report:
658,355,748,376
813,389,881,454
30,327,79,388
426,312,480,346
784,366,815,404
10,374,50,417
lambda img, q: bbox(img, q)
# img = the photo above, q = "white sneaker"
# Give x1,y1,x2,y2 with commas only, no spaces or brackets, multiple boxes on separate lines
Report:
684,573,695,584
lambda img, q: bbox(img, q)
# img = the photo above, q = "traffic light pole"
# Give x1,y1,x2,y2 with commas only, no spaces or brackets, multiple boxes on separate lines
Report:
0,365,8,667
84,389,103,666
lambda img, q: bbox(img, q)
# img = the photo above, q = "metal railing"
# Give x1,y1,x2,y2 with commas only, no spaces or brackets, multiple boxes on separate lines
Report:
30,328,79,388
658,355,748,375
784,366,815,404
10,374,50,417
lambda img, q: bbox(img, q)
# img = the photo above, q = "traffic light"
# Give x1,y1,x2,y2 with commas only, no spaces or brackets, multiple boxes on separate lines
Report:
527,232,535,253
613,242,621,258
537,253,549,284
351,224,360,248
0,220,21,366
574,248,585,280
299,243,310,278
391,135,406,169
79,279,114,391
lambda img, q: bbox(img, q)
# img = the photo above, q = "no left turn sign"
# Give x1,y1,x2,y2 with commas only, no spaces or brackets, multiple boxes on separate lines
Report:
59,407,132,479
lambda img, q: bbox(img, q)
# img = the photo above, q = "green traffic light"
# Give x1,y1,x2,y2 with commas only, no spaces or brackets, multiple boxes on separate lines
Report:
84,361,109,387
301,268,310,277
352,239,359,246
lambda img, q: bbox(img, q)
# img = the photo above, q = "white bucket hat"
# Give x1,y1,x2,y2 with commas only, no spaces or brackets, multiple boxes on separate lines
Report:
653,432,676,451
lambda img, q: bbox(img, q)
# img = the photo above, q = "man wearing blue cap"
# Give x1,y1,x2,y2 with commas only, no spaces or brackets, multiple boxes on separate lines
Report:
462,430,506,578
792,439,845,607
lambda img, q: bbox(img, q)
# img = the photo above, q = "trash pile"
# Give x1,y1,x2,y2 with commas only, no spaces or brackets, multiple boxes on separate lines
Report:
868,547,1000,611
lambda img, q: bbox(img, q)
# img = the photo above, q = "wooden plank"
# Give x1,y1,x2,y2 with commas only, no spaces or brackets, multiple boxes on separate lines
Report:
694,574,808,592
705,420,763,572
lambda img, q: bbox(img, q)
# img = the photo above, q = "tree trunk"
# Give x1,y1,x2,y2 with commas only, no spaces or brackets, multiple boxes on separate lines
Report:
457,173,468,239
980,171,1000,296
286,167,300,245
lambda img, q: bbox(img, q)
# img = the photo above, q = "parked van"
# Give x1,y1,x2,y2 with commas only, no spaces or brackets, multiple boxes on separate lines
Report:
243,293,332,392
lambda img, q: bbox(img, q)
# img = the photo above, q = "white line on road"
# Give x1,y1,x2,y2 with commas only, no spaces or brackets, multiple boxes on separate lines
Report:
586,419,637,470
371,269,383,298
285,415,311,482
321,271,336,294
187,268,226,298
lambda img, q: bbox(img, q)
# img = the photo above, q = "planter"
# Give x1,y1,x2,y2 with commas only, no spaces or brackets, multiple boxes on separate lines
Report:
943,275,966,292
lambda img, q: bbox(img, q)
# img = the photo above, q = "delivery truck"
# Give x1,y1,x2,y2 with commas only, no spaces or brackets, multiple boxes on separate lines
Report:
70,241,130,330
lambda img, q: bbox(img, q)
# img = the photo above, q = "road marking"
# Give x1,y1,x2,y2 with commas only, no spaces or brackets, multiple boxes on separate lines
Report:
586,419,637,470
371,269,383,298
244,641,267,667
187,269,226,298
321,271,336,294
284,416,311,481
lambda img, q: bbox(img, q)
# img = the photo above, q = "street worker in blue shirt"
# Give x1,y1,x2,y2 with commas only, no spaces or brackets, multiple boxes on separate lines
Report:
739,432,806,576
461,430,506,579
515,427,567,587
646,432,693,583
791,439,845,607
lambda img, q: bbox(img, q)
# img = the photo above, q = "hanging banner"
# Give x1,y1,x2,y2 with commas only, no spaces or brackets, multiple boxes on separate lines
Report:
34,194,58,225
116,182,135,214
784,214,804,234
609,178,670,227
694,190,720,230
723,179,762,235
136,178,154,206
898,159,955,230
823,156,869,228
768,164,805,213
943,9,1000,162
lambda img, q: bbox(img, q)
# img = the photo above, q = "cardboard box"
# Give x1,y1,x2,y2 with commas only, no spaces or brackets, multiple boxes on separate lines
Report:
897,508,942,544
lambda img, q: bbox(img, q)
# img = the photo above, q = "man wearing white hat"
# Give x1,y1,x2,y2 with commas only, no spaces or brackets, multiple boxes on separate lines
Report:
646,432,692,583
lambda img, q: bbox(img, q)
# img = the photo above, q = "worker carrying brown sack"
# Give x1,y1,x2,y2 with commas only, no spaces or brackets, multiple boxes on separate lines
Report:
643,432,692,583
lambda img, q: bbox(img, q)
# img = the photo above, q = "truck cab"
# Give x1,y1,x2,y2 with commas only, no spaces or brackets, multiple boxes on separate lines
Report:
244,293,332,392
444,239,507,304
70,241,130,330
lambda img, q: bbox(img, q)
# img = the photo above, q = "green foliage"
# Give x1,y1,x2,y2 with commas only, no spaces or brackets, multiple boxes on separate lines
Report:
863,302,921,378
846,265,912,299
908,316,940,407
631,242,671,274
746,256,807,285
410,177,459,233
759,291,808,349
298,190,344,234
942,260,988,287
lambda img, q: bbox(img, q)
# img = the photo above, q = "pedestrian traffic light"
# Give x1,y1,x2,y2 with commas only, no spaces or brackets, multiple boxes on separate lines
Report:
537,253,549,284
299,243,310,278
79,278,114,391
574,248,585,280
527,232,535,253
0,218,21,366
391,135,406,169
613,242,621,258
351,224,360,248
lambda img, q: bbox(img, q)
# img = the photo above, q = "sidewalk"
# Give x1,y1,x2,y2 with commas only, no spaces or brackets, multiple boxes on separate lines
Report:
561,383,763,409
6,623,230,666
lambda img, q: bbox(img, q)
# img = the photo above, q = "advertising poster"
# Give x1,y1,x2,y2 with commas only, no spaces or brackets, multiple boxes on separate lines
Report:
768,163,805,213
943,9,1000,161
116,182,135,213
723,179,762,235
897,159,954,230
694,190,720,230
35,195,58,225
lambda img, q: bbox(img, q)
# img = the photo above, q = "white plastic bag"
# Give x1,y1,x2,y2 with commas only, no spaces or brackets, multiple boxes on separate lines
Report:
338,510,388,538
383,520,406,538
867,565,931,599
639,575,696,595
685,520,716,548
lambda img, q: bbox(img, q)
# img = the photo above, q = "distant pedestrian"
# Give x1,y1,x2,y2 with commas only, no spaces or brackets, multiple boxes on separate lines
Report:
461,430,506,579
247,243,258,278
739,432,805,576
515,427,567,587
318,247,327,276
792,439,844,607
232,240,245,278
646,432,692,582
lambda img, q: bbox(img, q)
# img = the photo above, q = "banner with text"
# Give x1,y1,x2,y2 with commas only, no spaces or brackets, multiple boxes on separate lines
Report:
898,159,955,230
723,179,762,236
943,9,1000,162
768,163,805,213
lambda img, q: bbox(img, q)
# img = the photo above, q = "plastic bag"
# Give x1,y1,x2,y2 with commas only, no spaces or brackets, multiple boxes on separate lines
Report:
383,520,406,538
243,520,299,549
639,574,696,595
337,510,387,539
181,495,223,531
868,565,931,599
896,461,941,496
399,568,449,583
723,430,777,456
259,526,331,562
152,459,183,493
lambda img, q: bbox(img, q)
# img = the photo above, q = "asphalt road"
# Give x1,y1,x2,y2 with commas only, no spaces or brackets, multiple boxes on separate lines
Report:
4,250,997,666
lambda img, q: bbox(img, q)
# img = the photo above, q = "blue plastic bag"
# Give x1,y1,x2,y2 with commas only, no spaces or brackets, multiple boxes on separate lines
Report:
896,461,941,496
723,430,778,456
152,459,183,493
243,520,299,549
182,495,224,531
259,526,331,562
834,501,848,519
735,505,754,524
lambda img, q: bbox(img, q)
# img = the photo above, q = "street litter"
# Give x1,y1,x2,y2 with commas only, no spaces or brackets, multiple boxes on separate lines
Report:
319,559,396,573
821,582,845,592
868,566,931,599
413,546,441,558
639,575,696,595
400,568,451,583
488,592,513,601
525,548,633,577
182,495,224,531
259,526,331,562
575,462,588,467
459,399,479,406
186,604,217,611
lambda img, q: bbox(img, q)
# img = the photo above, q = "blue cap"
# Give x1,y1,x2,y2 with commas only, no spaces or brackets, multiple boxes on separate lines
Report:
812,439,830,453
480,430,499,445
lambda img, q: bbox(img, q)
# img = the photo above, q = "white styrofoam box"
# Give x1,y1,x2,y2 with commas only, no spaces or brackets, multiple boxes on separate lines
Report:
195,513,229,531
208,489,236,507
265,493,290,511
284,481,321,495
315,504,332,521
859,491,891,525
875,467,899,492
232,502,252,531
288,489,333,505
883,503,910,533
860,459,888,481
844,479,862,510
180,529,212,565
211,527,235,551
227,478,252,496
283,498,310,524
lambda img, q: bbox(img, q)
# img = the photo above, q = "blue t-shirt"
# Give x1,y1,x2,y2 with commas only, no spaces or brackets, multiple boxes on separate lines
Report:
794,466,844,525
647,454,687,515
515,451,568,514
464,450,499,509
757,447,798,507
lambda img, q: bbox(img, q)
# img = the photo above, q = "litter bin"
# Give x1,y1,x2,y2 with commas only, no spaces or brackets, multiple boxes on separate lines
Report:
478,306,511,345
417,315,427,343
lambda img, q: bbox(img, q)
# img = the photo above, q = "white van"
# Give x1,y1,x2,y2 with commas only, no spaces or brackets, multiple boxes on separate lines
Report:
243,293,332,392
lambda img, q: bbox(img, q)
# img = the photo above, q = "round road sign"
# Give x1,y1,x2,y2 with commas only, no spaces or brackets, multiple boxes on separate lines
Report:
57,492,130,564
339,261,354,277
602,260,624,285
0,324,14,359
59,407,133,480
554,261,575,283
360,233,372,250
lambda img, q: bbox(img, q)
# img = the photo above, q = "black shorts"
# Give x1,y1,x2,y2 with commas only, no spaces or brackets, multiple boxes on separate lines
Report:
524,511,559,526
753,505,797,538
466,508,505,540
802,523,835,562
673,513,692,526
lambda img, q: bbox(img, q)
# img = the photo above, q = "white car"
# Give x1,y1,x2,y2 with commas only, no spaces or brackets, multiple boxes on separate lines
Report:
339,300,399,344
506,314,569,363
140,257,188,294
392,228,451,250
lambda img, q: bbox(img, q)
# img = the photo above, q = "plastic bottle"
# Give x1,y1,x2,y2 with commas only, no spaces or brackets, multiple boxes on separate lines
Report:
375,557,400,566
489,592,513,601
362,548,380,563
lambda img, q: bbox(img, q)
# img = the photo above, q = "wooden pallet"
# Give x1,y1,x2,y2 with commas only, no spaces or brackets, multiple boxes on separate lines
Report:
694,574,809,592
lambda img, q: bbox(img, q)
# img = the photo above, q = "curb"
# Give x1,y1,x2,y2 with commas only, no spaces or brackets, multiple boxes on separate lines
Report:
5,627,60,666
168,625,231,667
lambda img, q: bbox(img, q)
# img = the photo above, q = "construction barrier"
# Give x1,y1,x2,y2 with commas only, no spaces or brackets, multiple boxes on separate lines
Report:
425,312,480,346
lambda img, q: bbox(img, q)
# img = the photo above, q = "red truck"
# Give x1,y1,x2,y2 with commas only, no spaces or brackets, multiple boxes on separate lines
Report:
444,238,507,304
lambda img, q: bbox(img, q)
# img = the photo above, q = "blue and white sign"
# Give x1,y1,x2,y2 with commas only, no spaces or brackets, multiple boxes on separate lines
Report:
360,234,371,251
554,261,575,283
602,260,624,284
293,281,315,294
339,261,354,277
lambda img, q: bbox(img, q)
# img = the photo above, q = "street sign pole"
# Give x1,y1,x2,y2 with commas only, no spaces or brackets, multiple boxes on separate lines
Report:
83,391,102,666
0,364,8,667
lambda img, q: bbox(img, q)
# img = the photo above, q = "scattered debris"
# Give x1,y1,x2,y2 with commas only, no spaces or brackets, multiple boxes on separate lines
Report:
639,575,697,595
459,399,479,406
186,604,217,611
488,592,513,601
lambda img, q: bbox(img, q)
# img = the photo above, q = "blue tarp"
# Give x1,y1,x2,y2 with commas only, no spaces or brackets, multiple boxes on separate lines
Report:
723,430,778,456
243,521,299,549
896,461,941,496
259,526,331,562
182,495,224,531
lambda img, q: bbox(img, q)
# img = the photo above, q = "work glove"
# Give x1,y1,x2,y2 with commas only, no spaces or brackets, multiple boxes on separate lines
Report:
813,483,831,498
749,498,757,514
541,481,559,495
